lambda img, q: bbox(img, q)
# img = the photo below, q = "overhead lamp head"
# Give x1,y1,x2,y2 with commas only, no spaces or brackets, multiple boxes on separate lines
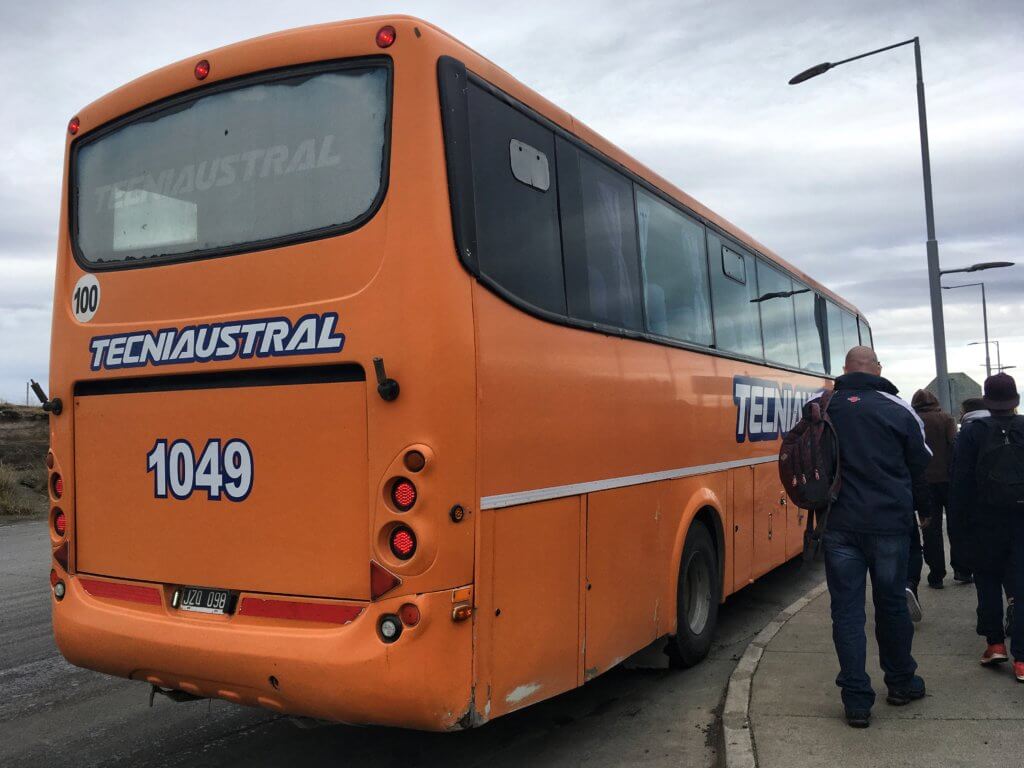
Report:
789,62,832,85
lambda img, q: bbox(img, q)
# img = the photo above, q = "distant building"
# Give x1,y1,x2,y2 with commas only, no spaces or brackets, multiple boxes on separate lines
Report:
925,372,982,412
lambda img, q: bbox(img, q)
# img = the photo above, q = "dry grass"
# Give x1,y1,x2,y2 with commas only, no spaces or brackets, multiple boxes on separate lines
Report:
0,461,45,517
0,462,20,515
0,406,50,517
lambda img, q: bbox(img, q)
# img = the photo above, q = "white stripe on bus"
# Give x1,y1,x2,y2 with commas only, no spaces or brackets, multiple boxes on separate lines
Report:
480,454,780,510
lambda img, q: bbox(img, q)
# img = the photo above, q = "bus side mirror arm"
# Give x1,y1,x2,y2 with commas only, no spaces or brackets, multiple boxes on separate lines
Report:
372,358,400,402
30,379,63,415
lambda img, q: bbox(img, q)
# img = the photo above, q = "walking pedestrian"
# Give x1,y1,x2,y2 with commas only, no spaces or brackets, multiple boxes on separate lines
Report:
959,399,1013,630
960,398,990,426
820,347,931,727
911,390,959,586
949,373,1024,682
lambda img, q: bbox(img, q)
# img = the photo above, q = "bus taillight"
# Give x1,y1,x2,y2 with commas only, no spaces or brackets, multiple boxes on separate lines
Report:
52,474,63,499
398,603,420,627
68,116,80,135
391,478,417,511
194,59,210,80
389,526,416,560
54,509,66,537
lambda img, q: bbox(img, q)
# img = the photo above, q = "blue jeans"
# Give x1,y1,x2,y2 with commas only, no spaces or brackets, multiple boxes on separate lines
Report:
824,529,918,711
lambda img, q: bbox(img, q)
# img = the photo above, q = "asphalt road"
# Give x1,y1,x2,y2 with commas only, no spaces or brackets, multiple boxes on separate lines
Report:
1,517,824,767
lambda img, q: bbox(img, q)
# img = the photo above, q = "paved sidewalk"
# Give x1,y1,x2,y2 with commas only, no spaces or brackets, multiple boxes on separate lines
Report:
748,577,1024,768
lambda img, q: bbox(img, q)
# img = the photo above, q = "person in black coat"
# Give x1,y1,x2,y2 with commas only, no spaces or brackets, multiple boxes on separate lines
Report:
820,346,932,728
949,373,1024,680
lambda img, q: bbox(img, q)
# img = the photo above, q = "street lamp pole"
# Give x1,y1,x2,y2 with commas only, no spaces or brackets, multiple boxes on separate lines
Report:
969,340,1001,374
944,283,990,377
940,262,1013,381
911,40,951,411
790,38,951,409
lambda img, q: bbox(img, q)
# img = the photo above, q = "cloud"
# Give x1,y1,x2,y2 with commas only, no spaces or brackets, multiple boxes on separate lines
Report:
1,0,1022,403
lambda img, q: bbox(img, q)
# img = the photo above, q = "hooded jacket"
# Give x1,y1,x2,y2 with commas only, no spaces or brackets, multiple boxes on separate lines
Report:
911,389,957,483
826,372,932,534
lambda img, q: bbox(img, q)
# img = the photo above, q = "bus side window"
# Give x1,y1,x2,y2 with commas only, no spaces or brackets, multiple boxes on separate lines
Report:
825,300,845,376
858,317,873,348
557,139,643,332
793,282,826,373
755,259,800,369
708,233,763,360
634,187,712,345
466,84,566,314
842,310,860,357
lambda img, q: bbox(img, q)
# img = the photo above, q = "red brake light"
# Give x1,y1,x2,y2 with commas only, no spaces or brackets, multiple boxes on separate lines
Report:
391,478,417,511
52,474,63,499
398,603,421,627
390,526,416,560
68,116,80,135
376,25,397,48
54,510,66,537
194,59,210,80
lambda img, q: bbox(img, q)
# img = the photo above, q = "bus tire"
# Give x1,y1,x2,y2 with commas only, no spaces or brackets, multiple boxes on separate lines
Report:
668,521,720,669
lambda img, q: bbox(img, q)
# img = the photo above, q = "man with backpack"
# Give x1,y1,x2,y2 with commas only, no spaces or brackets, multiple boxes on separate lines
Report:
815,346,931,727
949,373,1024,681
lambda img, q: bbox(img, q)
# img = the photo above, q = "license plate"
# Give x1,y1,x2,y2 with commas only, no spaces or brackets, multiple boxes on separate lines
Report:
173,586,236,615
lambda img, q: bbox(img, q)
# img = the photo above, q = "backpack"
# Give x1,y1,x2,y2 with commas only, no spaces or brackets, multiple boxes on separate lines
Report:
975,416,1024,510
779,391,841,559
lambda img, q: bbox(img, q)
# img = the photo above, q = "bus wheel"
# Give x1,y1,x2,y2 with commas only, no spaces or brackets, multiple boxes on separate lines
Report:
668,522,720,669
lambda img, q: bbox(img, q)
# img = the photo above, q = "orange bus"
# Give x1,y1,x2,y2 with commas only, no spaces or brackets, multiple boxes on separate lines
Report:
46,16,872,730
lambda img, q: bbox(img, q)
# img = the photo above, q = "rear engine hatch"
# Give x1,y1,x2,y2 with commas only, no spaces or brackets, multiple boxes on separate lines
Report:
73,367,369,599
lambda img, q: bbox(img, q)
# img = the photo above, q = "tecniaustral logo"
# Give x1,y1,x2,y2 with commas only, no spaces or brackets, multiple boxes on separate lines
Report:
733,375,825,444
88,312,345,371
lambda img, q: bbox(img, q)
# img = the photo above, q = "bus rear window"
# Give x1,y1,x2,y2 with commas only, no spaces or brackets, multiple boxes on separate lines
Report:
72,61,390,267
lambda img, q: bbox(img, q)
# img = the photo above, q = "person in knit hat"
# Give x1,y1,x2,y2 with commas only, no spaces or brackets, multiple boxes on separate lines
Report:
949,373,1024,681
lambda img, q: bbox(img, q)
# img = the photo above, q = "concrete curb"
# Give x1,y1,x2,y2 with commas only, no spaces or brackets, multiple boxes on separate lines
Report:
722,578,829,768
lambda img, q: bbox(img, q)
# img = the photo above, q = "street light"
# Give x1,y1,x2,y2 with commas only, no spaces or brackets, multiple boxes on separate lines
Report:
943,283,991,377
940,262,1012,378
940,261,1014,276
790,38,950,409
968,340,1001,376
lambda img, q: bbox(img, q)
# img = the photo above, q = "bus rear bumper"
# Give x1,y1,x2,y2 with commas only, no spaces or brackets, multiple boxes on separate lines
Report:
52,576,476,731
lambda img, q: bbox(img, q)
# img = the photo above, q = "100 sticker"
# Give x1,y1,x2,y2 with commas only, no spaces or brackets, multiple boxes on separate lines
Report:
146,439,253,501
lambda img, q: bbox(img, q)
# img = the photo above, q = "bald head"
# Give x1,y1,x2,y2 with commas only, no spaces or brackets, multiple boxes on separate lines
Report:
844,346,881,375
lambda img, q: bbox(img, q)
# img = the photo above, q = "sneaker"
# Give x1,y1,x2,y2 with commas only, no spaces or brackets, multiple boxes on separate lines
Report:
1014,662,1024,682
845,709,871,728
981,644,1009,665
953,571,973,584
886,676,926,706
905,587,923,623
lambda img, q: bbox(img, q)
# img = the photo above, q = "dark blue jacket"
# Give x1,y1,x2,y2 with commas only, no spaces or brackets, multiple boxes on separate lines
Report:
825,372,932,534
949,415,1024,570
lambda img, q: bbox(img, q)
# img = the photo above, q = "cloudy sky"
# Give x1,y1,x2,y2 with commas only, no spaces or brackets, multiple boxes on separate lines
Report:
1,0,1022,404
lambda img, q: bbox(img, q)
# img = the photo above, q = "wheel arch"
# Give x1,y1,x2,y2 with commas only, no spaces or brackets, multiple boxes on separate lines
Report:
668,488,726,635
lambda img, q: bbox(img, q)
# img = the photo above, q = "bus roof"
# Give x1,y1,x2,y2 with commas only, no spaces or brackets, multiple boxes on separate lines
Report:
71,14,863,319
